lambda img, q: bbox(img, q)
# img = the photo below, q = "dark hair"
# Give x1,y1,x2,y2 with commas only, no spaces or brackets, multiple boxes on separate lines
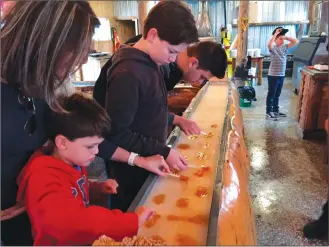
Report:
1,1,100,111
143,1,198,45
46,94,110,142
125,34,143,46
187,41,228,79
272,26,289,39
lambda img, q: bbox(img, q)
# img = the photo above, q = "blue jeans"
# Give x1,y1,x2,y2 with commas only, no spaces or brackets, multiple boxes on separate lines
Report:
266,75,284,113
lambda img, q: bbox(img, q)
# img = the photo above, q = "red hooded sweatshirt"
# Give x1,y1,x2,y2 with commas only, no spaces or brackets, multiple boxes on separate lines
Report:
16,151,138,246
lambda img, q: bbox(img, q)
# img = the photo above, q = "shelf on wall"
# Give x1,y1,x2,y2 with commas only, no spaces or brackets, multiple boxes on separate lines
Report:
232,20,309,27
115,16,138,21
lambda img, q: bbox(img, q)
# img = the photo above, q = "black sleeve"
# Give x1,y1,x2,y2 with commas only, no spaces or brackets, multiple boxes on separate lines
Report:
163,63,183,91
93,58,113,108
97,140,118,161
103,72,171,158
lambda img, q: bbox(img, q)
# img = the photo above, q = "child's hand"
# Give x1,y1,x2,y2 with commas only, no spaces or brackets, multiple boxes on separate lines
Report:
274,28,282,36
135,206,155,227
101,179,119,194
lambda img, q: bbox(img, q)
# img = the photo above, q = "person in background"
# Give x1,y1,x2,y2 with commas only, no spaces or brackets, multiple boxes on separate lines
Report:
0,1,169,245
93,0,200,211
124,34,142,46
266,27,298,120
164,41,227,90
303,201,328,240
123,36,228,91
16,94,155,246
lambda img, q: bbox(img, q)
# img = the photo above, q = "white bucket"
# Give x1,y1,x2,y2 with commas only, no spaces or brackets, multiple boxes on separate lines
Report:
254,48,261,57
231,49,237,58
247,49,254,57
199,36,216,42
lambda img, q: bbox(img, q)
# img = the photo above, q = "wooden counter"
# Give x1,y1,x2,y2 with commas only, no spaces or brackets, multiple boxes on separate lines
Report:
128,81,256,246
167,75,229,116
75,78,256,245
296,68,328,140
217,86,256,245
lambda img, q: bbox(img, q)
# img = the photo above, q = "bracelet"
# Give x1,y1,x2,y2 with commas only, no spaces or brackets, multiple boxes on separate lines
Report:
128,152,139,166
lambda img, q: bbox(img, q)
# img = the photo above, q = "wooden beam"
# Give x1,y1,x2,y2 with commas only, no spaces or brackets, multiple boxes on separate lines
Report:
236,1,249,65
138,1,148,35
232,20,309,27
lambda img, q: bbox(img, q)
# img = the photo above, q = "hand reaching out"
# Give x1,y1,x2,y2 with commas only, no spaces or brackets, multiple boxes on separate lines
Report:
134,154,171,176
1,201,26,221
173,115,201,136
274,28,282,37
166,149,189,171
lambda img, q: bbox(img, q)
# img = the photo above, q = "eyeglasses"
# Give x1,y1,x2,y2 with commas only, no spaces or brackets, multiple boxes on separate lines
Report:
18,93,36,136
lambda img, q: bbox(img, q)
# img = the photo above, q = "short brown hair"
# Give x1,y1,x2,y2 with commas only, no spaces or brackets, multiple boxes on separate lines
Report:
187,41,228,79
143,1,198,45
46,94,111,142
1,1,100,111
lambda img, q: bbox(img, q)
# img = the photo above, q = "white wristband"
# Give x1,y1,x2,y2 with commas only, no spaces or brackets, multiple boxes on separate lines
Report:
128,152,139,166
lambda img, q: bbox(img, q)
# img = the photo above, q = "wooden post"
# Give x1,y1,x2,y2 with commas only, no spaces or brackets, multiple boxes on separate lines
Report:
236,1,249,65
308,0,314,34
257,57,263,85
138,1,148,35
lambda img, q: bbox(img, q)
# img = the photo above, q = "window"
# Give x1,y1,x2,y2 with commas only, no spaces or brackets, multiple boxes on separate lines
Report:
93,17,111,41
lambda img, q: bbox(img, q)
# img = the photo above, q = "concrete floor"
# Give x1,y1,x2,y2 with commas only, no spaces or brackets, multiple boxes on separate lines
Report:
241,77,328,246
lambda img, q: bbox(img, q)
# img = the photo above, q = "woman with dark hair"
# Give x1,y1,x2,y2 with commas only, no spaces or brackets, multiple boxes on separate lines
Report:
1,1,168,245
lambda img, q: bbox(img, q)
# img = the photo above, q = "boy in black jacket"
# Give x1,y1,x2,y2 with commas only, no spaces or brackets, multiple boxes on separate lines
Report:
94,1,200,211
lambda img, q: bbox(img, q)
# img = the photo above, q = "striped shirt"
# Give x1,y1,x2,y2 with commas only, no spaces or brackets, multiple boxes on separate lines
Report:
268,44,288,76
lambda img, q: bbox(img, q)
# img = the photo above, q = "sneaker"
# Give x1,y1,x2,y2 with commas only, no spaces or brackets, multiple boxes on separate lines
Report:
303,219,328,240
266,112,278,120
274,112,287,117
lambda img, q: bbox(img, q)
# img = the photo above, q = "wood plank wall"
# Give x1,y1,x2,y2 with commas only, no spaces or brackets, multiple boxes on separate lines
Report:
89,1,115,53
89,1,138,53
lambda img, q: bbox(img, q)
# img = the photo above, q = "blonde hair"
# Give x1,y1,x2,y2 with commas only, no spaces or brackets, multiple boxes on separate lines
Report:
1,1,100,111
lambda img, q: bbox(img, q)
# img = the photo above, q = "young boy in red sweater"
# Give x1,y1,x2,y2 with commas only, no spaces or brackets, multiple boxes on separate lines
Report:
16,94,155,246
